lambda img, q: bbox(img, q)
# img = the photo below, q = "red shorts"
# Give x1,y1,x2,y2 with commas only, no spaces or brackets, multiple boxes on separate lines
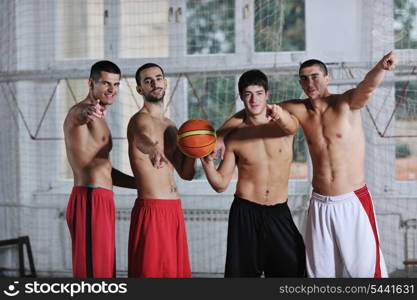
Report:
128,198,192,278
66,186,115,278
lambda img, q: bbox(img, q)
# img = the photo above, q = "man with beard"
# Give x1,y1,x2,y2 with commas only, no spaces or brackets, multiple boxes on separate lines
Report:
127,63,196,277
64,60,136,278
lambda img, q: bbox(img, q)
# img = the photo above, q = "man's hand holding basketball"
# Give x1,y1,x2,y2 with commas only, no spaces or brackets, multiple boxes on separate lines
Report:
201,151,216,166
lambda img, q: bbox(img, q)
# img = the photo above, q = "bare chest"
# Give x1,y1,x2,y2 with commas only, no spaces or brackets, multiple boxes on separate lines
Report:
88,120,113,152
233,134,292,166
301,109,352,147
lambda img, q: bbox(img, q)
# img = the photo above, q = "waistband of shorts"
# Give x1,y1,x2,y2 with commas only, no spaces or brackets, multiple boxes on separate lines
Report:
311,185,369,202
233,195,289,210
72,185,114,195
134,198,181,208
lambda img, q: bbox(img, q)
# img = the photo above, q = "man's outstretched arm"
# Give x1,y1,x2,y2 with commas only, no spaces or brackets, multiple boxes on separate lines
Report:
133,115,169,169
214,111,245,159
266,104,298,135
346,51,397,110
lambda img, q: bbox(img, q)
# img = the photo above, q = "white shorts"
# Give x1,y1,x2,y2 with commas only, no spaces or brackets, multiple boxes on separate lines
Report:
305,185,387,278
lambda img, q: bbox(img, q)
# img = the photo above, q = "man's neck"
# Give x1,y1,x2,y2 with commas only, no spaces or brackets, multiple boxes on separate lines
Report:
309,92,331,112
143,101,165,118
244,111,268,126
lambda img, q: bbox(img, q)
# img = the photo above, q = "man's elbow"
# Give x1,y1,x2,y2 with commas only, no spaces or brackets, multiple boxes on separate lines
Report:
212,181,228,193
349,99,367,110
180,167,196,180
285,125,297,135
214,186,226,193
183,175,194,181
180,172,194,181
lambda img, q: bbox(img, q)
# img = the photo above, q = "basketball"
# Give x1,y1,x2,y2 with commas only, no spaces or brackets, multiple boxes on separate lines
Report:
177,119,217,158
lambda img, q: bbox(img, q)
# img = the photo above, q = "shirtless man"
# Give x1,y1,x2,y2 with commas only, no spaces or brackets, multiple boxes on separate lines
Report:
127,63,196,278
201,70,306,277
63,60,136,278
220,51,397,277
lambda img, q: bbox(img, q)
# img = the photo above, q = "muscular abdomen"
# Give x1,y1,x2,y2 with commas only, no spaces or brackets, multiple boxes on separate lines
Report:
65,125,113,189
71,159,113,189
309,118,366,195
234,136,292,205
128,147,179,199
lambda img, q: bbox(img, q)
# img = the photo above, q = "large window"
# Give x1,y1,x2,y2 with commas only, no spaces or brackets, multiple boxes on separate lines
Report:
120,0,170,58
57,0,104,59
254,0,305,52
394,0,417,49
395,80,417,180
186,0,235,54
186,75,236,179
186,0,305,54
187,75,236,129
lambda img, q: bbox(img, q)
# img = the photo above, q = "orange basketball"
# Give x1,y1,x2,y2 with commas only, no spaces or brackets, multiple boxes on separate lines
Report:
177,119,217,158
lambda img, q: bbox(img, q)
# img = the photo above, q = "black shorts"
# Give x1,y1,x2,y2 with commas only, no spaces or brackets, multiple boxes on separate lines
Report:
225,195,306,277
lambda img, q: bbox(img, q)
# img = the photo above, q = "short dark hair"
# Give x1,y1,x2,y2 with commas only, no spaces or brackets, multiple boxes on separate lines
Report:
299,59,328,76
135,63,165,85
89,60,121,82
238,69,269,95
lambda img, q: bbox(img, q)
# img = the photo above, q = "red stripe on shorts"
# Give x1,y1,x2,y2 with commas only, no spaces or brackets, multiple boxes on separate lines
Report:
354,186,381,278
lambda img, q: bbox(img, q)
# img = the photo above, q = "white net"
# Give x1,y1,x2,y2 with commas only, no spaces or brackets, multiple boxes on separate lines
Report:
0,0,416,277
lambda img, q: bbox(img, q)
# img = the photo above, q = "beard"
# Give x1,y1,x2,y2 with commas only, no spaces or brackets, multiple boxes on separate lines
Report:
145,89,165,103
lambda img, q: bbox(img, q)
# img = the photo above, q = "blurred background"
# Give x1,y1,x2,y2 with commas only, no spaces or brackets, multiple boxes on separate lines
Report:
0,0,416,277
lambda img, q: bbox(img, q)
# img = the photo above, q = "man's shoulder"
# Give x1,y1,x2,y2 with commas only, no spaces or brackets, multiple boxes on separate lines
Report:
281,98,308,106
64,103,84,131
65,101,81,118
280,98,310,114
223,123,247,144
327,93,345,100
130,111,152,124
163,116,176,127
326,93,352,109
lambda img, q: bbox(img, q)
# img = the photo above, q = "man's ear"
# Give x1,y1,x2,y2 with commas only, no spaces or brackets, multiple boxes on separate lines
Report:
88,78,93,89
324,74,330,85
136,85,143,95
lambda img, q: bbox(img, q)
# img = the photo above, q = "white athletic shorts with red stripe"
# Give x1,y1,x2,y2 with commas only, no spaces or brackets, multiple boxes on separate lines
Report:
305,185,388,278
